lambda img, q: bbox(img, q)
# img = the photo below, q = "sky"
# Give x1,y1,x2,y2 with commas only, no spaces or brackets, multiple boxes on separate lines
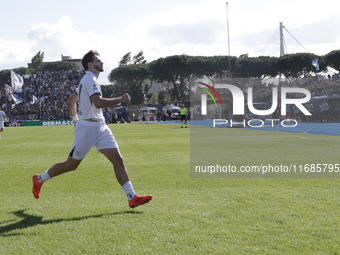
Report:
1,0,340,84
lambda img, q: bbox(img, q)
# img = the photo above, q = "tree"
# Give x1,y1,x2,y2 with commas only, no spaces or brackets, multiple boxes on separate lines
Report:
278,53,323,79
149,55,195,102
258,56,279,77
108,64,150,105
119,52,131,67
110,51,151,104
150,94,158,105
101,85,114,98
191,56,238,82
118,51,147,66
324,50,340,72
233,55,278,78
132,51,147,65
42,61,77,72
0,70,11,90
30,51,44,72
212,55,237,79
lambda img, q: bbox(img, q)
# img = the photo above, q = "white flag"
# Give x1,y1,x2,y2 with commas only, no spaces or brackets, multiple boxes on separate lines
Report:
11,70,24,93
31,95,38,105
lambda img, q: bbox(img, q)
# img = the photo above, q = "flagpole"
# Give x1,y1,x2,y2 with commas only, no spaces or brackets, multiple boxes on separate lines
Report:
226,2,232,77
279,22,284,84
5,86,7,108
24,78,26,120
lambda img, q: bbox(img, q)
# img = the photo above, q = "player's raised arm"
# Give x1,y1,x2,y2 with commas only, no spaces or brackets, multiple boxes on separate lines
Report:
90,93,130,109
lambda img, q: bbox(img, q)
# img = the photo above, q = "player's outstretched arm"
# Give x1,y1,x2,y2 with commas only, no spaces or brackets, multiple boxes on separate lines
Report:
91,93,130,109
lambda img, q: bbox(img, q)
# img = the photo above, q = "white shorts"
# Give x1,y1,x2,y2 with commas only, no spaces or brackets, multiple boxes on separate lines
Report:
69,120,118,160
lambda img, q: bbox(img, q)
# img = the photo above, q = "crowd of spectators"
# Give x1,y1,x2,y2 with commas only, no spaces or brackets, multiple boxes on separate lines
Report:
252,75,340,102
0,70,84,121
250,75,340,122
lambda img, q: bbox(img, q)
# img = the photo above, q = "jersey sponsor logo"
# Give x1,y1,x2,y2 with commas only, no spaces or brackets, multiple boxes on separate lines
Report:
93,84,98,91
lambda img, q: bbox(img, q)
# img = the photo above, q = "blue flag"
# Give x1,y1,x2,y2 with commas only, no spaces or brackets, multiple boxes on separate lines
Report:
11,93,24,104
312,59,320,73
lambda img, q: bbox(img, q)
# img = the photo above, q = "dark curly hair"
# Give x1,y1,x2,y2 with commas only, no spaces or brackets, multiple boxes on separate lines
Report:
81,50,100,71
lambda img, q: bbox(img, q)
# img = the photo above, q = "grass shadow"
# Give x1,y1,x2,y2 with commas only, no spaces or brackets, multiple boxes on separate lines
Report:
0,209,142,237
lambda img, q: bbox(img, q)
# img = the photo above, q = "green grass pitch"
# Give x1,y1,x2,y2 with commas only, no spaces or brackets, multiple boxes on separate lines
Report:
0,123,339,254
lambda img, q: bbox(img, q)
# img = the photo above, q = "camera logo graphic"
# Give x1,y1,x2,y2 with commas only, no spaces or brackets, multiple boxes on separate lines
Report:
197,82,222,115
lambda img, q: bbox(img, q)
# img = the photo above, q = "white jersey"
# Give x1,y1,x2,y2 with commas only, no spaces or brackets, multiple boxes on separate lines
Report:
0,111,5,128
77,71,104,121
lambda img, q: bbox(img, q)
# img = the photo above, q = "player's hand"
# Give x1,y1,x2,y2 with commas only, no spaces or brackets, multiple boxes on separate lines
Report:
120,93,130,103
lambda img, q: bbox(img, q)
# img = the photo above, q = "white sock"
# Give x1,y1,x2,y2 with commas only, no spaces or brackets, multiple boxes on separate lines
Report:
122,181,136,201
38,170,52,183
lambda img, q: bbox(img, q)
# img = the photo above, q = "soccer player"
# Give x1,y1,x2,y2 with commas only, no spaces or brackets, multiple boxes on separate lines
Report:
0,109,6,139
180,104,187,128
32,50,152,208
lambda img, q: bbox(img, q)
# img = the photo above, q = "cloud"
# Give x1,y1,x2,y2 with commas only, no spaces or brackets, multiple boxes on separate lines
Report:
148,20,225,46
0,16,121,83
0,38,33,71
233,14,340,57
117,0,230,60
0,16,84,70
27,16,106,61
27,16,74,56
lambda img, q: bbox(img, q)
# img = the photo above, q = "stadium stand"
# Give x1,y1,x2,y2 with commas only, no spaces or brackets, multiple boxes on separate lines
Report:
1,70,85,121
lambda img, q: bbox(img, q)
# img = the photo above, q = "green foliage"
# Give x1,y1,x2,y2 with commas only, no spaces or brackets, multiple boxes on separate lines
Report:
150,94,158,105
30,51,44,71
100,85,114,98
324,50,340,71
132,51,147,65
109,51,150,104
28,51,78,72
149,55,195,102
41,61,78,72
278,53,322,78
108,64,150,105
125,51,337,102
119,52,131,66
157,90,167,104
234,56,279,78
118,51,147,67
191,56,237,80
0,70,11,88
